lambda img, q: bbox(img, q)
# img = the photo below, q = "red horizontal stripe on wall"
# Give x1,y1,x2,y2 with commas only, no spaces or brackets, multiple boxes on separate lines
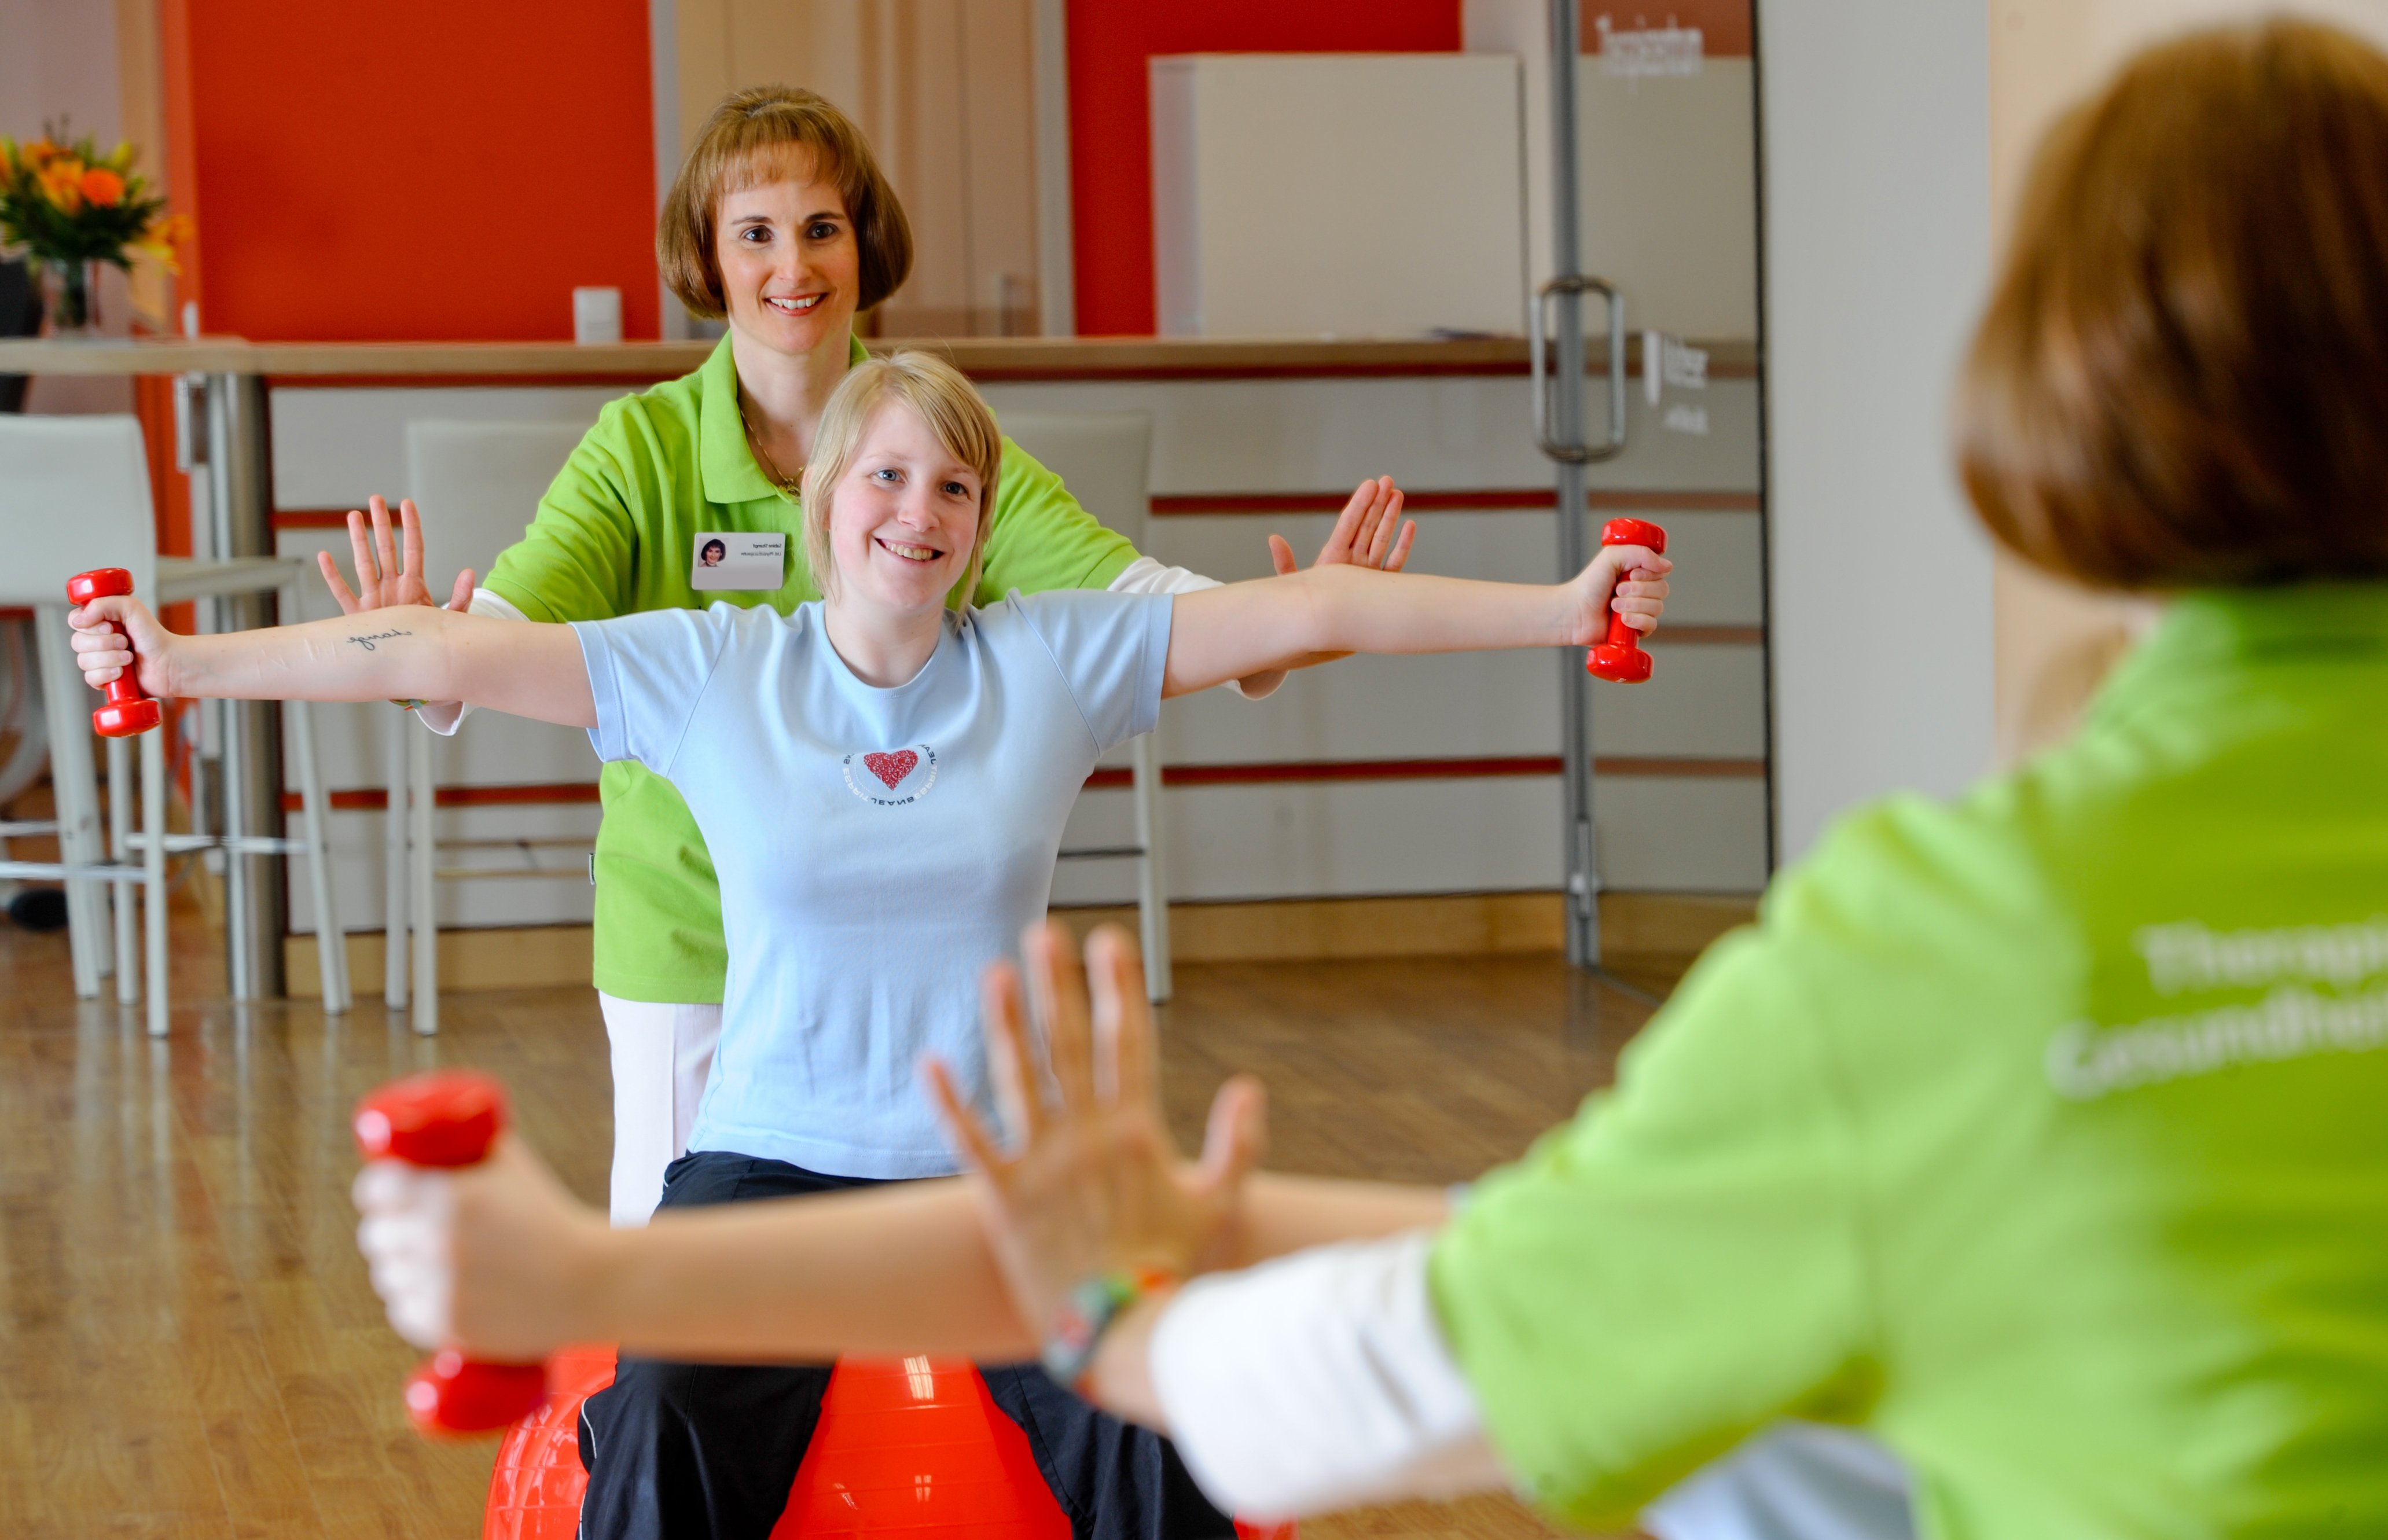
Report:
284,782,600,813
1082,756,1764,790
287,759,1766,812
1151,489,1761,516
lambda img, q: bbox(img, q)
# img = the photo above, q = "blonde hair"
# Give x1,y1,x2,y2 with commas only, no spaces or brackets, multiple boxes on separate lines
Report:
801,351,1004,605
657,86,913,319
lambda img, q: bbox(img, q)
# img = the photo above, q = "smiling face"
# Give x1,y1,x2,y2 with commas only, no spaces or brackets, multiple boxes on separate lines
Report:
821,400,987,616
714,153,862,359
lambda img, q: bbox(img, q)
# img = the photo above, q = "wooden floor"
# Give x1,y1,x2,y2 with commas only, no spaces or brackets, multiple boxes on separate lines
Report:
0,905,1669,1539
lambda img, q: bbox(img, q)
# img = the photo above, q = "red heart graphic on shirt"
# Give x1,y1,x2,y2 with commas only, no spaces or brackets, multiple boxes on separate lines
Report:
862,750,919,790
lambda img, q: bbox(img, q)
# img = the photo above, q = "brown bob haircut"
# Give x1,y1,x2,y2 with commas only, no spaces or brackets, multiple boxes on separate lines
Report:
657,86,914,320
1959,20,2388,590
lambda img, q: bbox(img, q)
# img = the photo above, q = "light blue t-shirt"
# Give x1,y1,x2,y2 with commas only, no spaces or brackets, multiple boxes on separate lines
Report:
573,590,1173,1178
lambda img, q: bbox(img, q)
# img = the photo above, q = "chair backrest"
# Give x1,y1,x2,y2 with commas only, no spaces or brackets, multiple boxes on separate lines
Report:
404,420,593,586
995,411,1154,549
0,414,157,605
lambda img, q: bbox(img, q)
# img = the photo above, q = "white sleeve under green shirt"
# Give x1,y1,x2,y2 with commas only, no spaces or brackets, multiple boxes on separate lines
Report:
476,335,1144,1003
1154,585,2388,1539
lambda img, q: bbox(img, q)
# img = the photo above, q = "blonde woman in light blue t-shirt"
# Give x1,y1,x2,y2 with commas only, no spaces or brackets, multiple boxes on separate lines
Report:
72,348,1670,1540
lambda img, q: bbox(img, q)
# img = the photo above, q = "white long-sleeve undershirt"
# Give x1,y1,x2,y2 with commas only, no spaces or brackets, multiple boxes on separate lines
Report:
411,586,530,735
415,561,1243,736
1147,1230,1505,1519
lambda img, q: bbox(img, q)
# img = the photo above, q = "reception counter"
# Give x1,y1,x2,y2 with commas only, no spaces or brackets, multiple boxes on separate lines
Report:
2,332,1769,989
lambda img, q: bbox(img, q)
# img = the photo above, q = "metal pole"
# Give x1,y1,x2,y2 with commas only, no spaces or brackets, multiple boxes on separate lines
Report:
205,372,288,998
1549,0,1600,971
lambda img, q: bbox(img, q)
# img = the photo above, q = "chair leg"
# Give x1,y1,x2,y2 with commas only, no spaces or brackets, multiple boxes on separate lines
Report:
222,697,252,1001
34,606,106,998
384,704,409,1009
289,697,351,1013
143,726,170,1039
409,720,438,1037
1131,732,1173,1004
108,733,138,1006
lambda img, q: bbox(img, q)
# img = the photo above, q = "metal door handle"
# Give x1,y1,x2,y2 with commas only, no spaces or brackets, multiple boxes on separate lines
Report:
1530,275,1627,464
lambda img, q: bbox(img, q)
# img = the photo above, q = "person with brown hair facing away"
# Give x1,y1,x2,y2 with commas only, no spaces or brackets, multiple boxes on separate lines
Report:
325,19,2388,1539
321,83,1420,1232
72,351,1667,1540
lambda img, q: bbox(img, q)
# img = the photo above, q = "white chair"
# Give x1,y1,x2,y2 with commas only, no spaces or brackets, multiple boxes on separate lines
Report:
997,410,1173,1003
388,418,599,1035
0,414,350,1034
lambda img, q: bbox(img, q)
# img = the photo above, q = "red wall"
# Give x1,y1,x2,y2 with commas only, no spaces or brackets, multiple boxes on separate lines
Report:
1064,1,1462,337
159,0,658,342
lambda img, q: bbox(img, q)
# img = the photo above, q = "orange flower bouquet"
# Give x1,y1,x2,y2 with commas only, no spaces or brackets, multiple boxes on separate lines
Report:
0,123,189,334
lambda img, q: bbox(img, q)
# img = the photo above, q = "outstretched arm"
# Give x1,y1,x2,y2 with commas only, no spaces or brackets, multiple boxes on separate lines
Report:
67,591,596,729
352,924,1437,1365
1160,539,1670,698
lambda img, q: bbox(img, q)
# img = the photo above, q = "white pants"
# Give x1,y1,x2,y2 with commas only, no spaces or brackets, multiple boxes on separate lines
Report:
1643,1421,1914,1540
598,993,724,1227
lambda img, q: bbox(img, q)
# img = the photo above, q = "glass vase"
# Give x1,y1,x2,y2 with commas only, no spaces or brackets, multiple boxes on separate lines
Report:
38,258,101,338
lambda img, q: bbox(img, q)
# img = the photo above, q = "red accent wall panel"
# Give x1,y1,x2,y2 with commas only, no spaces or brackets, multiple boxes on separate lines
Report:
1065,1,1461,337
159,1,657,342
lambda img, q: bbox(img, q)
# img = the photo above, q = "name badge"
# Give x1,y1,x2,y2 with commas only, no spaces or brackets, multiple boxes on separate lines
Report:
692,531,785,591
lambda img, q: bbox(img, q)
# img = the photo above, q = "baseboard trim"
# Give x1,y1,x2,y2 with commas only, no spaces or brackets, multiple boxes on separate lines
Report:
285,892,1759,998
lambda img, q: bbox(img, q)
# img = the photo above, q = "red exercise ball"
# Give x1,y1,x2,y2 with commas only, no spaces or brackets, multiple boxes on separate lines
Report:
483,1344,617,1540
484,1349,1298,1539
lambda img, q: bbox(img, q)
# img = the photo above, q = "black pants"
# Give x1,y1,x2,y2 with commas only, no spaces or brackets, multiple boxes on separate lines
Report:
578,1151,1236,1540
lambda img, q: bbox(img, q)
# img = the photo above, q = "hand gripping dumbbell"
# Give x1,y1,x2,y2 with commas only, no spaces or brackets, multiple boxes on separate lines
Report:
353,1069,550,1435
1585,519,1669,683
65,568,164,736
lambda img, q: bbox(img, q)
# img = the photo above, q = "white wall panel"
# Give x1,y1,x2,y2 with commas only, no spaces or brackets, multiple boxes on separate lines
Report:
1052,772,1765,906
1573,60,1761,339
271,387,620,508
1151,54,1526,339
980,376,1758,496
1765,0,1995,862
1151,639,1761,767
287,800,600,936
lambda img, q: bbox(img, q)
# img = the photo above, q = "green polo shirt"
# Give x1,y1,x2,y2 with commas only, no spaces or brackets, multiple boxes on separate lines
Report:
1432,585,2388,1538
484,336,1138,1001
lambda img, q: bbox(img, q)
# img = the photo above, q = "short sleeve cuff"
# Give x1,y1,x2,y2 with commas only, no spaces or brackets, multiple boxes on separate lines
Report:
571,619,632,764
1131,593,1173,739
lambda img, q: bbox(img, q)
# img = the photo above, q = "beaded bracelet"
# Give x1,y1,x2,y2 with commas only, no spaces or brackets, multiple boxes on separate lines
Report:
1040,1265,1179,1394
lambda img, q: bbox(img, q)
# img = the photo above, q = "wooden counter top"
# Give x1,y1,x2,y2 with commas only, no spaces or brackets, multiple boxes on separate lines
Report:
0,332,1757,383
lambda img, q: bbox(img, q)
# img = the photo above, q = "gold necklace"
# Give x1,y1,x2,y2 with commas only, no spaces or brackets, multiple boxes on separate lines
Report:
739,399,804,497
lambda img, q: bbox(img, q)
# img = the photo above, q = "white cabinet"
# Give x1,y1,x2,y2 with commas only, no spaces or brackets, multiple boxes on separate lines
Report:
1150,54,1527,339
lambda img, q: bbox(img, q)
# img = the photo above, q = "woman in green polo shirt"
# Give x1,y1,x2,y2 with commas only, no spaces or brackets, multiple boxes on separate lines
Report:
330,86,1415,1232
355,19,2388,1540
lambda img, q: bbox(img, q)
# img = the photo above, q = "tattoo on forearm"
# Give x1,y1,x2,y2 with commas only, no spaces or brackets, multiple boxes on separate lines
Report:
346,629,413,652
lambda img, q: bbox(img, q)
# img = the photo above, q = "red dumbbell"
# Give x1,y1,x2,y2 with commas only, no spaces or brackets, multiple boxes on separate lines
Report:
65,568,164,737
1586,519,1668,683
353,1070,550,1435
